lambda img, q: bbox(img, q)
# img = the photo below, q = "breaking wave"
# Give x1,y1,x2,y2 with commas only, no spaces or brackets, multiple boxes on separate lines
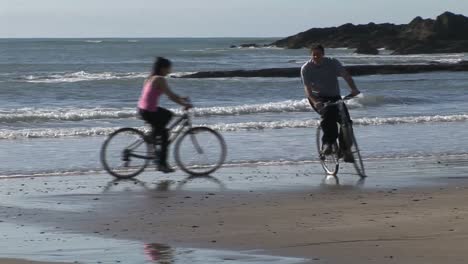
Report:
19,71,200,83
84,40,103,43
209,114,468,131
21,71,148,83
2,114,468,140
0,95,424,124
0,108,138,123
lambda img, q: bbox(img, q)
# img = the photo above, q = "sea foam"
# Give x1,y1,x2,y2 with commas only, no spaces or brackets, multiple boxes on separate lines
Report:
0,96,428,124
2,114,468,140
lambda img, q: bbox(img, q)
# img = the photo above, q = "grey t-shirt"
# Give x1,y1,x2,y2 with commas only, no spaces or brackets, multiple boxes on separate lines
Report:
301,57,346,98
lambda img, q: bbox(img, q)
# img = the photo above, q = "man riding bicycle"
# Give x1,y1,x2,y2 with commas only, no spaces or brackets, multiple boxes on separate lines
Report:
301,45,361,162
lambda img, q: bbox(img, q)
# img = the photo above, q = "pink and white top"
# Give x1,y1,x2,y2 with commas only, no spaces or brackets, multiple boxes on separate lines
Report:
138,78,163,112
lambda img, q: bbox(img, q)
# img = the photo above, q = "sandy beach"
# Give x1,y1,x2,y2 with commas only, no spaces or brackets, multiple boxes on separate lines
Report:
0,260,70,264
1,156,468,263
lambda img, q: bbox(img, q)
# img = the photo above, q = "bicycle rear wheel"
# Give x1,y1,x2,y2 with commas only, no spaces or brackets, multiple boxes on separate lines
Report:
174,127,227,176
342,125,366,177
316,126,339,176
100,128,150,179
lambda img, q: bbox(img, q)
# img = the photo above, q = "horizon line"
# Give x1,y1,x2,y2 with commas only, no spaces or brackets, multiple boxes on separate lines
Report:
0,36,283,39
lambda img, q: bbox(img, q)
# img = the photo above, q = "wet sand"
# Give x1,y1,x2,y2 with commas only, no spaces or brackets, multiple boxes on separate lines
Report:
0,260,70,264
1,156,468,263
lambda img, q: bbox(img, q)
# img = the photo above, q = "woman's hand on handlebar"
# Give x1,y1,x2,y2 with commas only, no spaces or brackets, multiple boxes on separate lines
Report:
181,97,193,110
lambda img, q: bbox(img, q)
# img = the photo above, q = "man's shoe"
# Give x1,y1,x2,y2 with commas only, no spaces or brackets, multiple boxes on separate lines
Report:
322,144,334,156
343,152,355,163
157,164,175,173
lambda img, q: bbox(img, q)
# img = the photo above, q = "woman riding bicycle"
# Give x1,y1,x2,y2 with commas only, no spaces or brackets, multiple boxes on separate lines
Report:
138,57,192,173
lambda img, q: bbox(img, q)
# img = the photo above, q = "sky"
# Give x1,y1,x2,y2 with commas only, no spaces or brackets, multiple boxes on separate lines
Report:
1,0,468,38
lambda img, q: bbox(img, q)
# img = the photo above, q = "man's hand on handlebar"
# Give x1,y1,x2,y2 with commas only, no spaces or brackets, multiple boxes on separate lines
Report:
350,89,361,97
308,96,324,112
314,101,324,112
344,90,361,100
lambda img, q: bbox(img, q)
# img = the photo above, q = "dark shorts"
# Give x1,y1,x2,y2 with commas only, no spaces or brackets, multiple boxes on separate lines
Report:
138,107,173,131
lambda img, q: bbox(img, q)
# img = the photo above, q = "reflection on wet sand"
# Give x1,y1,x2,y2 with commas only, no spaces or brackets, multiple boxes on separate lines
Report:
176,175,226,191
102,175,226,193
320,175,366,189
144,243,175,264
102,178,152,192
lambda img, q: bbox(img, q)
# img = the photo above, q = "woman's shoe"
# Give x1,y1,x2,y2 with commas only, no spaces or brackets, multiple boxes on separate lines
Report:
157,164,175,173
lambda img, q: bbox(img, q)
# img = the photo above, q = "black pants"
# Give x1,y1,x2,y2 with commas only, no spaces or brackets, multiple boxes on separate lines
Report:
139,107,173,165
309,97,352,147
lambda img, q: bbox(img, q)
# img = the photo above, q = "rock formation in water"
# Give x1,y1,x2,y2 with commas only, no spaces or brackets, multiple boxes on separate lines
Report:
252,12,468,54
176,61,468,78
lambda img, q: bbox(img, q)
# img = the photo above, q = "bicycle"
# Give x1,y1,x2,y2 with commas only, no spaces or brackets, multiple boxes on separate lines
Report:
100,108,227,179
315,95,366,178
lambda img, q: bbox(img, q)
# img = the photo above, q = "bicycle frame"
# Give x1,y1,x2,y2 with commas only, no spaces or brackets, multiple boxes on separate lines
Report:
317,96,366,177
322,100,351,125
126,111,192,160
167,112,192,143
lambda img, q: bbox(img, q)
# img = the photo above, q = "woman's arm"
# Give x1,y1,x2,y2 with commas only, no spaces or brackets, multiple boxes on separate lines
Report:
154,77,192,108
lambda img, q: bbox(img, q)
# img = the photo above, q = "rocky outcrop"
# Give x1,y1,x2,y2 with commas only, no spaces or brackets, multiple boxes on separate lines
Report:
265,12,468,54
231,43,266,48
176,61,468,78
239,43,260,48
272,22,403,50
355,41,379,55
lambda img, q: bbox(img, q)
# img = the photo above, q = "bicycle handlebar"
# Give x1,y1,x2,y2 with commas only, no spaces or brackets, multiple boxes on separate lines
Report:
182,98,193,112
322,94,357,108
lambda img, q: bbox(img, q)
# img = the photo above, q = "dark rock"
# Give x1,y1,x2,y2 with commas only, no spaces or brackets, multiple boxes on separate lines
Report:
230,45,237,48
239,43,259,48
270,22,403,50
434,11,468,39
355,41,379,55
176,61,468,79
254,11,468,54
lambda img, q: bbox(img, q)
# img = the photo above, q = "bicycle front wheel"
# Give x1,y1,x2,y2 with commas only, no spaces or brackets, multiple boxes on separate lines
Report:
316,126,339,176
342,125,366,177
174,127,227,176
100,128,150,179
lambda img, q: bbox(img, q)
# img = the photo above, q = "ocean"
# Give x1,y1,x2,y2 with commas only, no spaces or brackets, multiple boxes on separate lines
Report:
1,38,468,177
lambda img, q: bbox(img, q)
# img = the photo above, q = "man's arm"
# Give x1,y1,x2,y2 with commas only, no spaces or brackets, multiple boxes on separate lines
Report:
304,84,321,106
340,70,360,96
301,67,321,107
335,59,360,96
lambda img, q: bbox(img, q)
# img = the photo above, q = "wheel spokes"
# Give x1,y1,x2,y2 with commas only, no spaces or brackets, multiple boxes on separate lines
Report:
190,133,204,154
101,128,149,179
175,127,226,176
316,126,339,176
